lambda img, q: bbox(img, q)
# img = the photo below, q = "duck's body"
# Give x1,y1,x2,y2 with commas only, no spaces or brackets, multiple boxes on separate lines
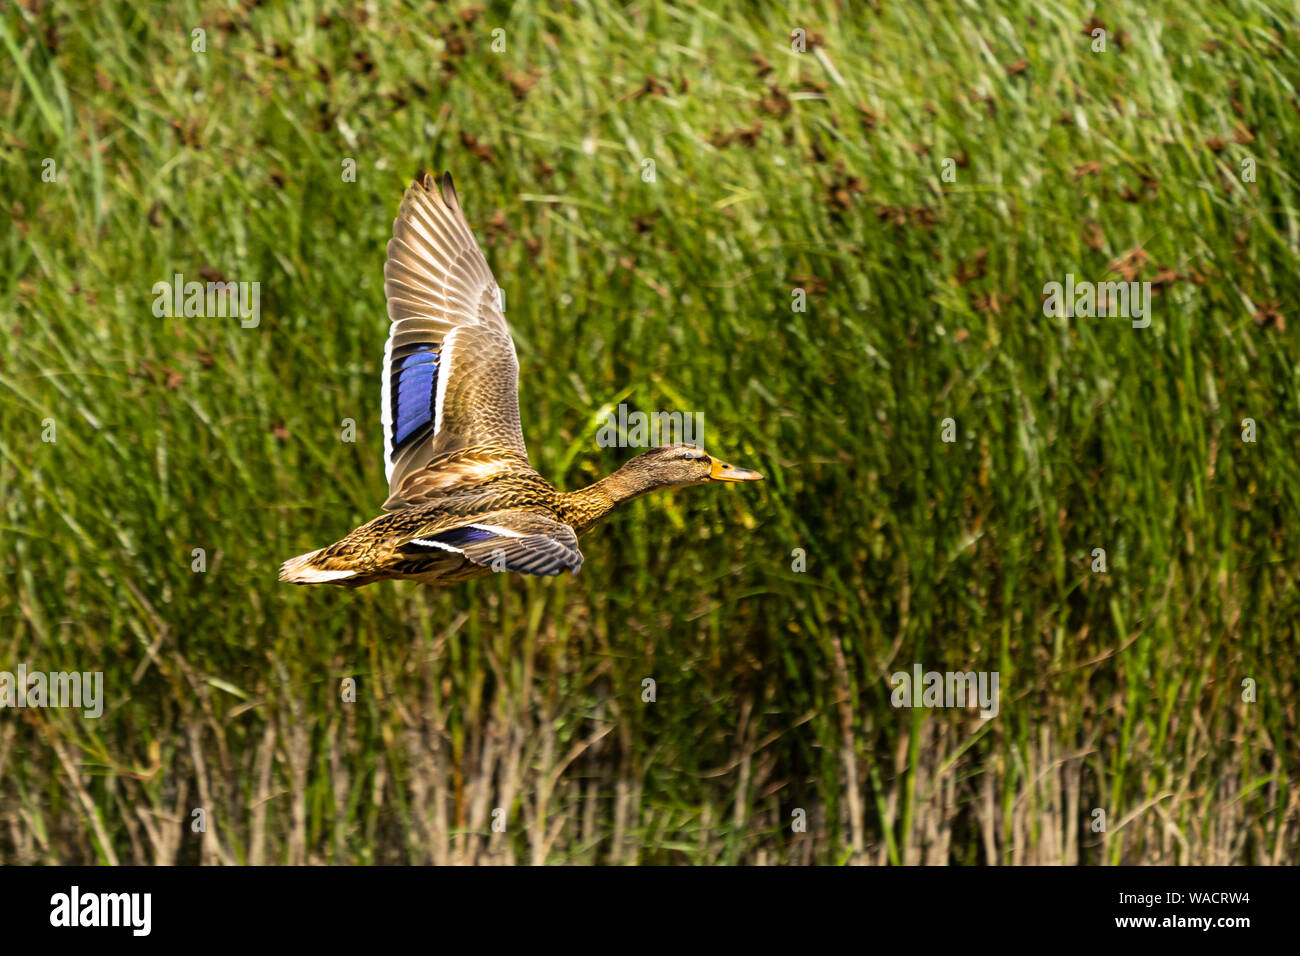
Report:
280,173,761,589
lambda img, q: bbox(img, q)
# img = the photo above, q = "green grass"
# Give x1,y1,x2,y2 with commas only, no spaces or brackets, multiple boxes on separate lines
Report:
1,0,1298,864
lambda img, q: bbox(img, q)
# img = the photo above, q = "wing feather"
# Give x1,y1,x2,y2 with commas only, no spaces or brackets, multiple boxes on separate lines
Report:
379,173,528,507
399,511,583,577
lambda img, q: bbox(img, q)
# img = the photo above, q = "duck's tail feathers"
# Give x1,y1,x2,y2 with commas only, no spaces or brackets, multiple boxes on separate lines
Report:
278,548,361,585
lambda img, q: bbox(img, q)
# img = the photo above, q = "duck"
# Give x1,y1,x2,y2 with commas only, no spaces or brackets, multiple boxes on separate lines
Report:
279,172,763,588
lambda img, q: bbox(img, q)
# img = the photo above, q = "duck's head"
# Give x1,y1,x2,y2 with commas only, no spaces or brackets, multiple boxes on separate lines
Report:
617,444,765,492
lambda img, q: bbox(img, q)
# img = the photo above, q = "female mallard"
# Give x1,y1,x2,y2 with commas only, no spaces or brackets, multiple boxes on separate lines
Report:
280,172,762,588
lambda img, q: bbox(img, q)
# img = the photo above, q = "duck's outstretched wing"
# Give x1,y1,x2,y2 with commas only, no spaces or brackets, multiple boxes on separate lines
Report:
381,173,528,509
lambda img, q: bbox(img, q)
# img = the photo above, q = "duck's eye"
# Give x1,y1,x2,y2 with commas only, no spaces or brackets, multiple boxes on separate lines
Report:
682,449,704,460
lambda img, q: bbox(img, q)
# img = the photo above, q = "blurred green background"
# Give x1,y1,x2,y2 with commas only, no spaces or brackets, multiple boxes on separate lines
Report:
1,0,1297,864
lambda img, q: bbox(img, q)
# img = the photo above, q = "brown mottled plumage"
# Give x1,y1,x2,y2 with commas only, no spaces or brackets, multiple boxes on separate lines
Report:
279,173,762,588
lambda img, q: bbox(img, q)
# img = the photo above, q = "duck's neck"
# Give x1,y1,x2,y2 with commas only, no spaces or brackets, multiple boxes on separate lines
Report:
559,462,660,534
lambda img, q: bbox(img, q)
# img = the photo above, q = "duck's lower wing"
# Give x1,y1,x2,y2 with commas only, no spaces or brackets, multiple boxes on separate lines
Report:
400,511,583,577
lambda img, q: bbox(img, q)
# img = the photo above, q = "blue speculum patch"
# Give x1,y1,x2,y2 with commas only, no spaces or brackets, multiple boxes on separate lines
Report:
392,346,439,446
403,525,496,554
434,526,495,547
